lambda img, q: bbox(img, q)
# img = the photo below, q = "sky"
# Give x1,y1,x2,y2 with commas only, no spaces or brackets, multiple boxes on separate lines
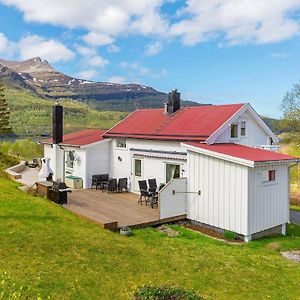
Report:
0,1,300,118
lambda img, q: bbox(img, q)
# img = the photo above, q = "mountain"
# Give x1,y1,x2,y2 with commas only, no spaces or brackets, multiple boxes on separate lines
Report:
0,57,197,111
2,86,127,137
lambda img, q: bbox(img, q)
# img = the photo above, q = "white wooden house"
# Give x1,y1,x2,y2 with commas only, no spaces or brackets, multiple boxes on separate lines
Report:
42,92,298,241
42,129,110,188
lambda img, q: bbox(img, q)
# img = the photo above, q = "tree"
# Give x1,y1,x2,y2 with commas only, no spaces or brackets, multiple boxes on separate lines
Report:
281,82,300,141
0,85,12,135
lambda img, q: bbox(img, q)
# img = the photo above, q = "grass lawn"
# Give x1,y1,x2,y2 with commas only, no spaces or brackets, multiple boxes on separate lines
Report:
1,178,300,299
291,205,300,212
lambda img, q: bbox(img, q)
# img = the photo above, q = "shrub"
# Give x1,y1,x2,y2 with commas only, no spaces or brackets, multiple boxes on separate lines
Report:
223,230,237,241
0,152,18,178
134,286,203,300
0,139,43,161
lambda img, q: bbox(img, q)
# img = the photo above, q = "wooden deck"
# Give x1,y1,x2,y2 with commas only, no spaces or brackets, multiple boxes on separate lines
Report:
65,189,161,229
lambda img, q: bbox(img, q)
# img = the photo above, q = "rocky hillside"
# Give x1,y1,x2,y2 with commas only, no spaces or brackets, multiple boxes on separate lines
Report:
0,57,197,111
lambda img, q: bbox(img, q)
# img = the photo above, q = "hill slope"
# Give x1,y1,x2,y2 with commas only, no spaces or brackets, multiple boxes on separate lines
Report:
0,177,300,299
0,57,197,111
3,87,127,137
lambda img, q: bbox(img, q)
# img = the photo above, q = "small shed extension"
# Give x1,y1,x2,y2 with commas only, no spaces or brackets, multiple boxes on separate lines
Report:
41,129,110,188
183,142,298,242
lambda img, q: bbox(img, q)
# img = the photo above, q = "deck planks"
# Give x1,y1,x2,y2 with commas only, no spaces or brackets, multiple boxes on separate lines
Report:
65,189,160,228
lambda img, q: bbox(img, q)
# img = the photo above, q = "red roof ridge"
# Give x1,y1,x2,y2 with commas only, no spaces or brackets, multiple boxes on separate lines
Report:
104,103,247,141
184,142,298,163
153,107,186,134
41,129,106,146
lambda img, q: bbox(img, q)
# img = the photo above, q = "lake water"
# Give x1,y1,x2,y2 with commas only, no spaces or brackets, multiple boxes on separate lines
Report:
0,136,42,143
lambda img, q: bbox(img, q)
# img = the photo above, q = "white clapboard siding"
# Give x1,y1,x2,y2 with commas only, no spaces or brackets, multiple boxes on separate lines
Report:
63,146,87,187
248,163,289,234
159,178,187,219
85,141,111,188
110,138,187,193
213,110,271,146
187,150,249,235
44,144,64,181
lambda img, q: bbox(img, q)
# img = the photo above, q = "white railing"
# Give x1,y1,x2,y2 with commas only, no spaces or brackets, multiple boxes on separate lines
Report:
254,145,280,152
159,177,187,219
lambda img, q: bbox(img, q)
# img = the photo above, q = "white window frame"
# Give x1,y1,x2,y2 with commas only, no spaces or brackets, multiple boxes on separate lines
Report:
230,123,239,139
65,150,75,171
261,169,277,186
165,163,181,183
116,138,127,149
134,158,142,177
240,121,247,137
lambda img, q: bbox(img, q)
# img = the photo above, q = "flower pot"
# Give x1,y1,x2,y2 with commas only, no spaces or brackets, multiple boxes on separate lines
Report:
120,226,132,236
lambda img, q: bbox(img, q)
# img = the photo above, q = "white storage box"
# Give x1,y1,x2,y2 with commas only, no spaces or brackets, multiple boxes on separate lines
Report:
65,176,83,189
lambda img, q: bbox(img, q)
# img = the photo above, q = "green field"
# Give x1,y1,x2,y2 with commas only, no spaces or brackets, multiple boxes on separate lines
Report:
0,177,300,299
4,87,127,137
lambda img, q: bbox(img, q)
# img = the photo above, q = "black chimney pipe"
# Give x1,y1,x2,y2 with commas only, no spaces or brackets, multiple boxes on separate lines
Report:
167,89,180,114
53,104,63,144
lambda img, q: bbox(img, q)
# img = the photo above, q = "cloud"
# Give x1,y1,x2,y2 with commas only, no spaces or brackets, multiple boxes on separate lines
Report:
76,45,96,57
82,31,114,47
0,32,16,58
88,55,109,67
107,44,120,53
108,76,127,84
0,32,74,62
75,44,108,80
120,60,168,78
1,0,168,37
145,41,162,56
18,34,75,62
76,45,109,68
120,61,150,76
270,52,289,59
170,0,300,46
77,69,98,80
1,0,300,50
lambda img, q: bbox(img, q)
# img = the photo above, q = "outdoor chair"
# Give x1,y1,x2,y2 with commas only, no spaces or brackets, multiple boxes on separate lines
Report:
138,180,151,205
118,177,128,192
28,158,39,168
149,193,158,209
148,178,158,194
91,175,101,189
91,174,109,190
103,178,118,193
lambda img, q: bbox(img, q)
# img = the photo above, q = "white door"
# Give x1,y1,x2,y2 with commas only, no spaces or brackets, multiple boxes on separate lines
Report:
133,158,143,192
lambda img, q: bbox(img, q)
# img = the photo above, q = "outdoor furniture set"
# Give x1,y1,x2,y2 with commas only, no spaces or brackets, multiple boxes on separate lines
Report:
91,174,128,193
138,179,159,209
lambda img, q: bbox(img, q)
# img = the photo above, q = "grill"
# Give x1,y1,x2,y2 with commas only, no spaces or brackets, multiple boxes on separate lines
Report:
49,181,71,204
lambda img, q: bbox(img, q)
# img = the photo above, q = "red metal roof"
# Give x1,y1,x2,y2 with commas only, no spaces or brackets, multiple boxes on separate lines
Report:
185,142,298,163
104,104,245,141
42,129,105,146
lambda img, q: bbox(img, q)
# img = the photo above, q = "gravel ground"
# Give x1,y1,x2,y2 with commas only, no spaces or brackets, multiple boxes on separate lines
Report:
281,251,300,263
290,209,300,225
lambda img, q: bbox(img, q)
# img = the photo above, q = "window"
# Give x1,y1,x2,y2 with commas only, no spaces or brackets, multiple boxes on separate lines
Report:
268,170,276,181
116,139,126,148
231,124,238,138
166,164,180,183
66,151,75,169
240,121,246,136
262,169,276,182
134,159,142,177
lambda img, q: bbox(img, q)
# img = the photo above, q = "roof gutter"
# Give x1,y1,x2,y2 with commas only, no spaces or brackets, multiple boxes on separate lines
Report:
253,159,299,167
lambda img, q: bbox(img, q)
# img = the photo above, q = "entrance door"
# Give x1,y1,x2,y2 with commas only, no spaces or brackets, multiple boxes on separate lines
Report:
65,150,75,179
133,158,143,192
